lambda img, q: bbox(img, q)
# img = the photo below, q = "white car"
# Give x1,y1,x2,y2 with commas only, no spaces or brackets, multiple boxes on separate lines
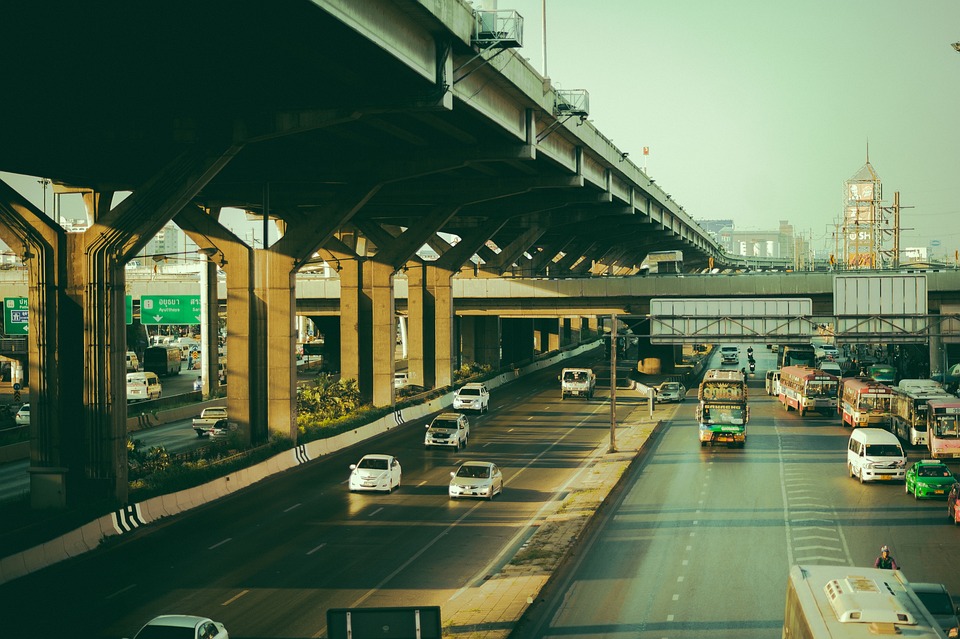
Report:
14,404,29,426
449,461,503,500
452,382,489,412
128,614,228,639
425,412,470,449
349,454,402,493
655,381,686,403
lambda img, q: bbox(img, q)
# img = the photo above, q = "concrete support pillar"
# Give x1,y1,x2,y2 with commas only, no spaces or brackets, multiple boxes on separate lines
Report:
339,260,361,385
502,318,534,365
533,318,559,353
199,261,221,400
587,317,600,339
340,258,396,405
426,264,455,388
256,249,298,440
364,260,396,406
562,317,574,346
460,316,478,366
473,316,501,369
406,263,427,388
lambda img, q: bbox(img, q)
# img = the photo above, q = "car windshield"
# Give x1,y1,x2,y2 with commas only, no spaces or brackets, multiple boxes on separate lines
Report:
564,371,588,382
358,458,388,470
661,383,679,392
916,590,954,616
134,625,197,639
459,388,480,397
918,465,952,478
432,419,458,429
456,465,490,479
865,444,902,457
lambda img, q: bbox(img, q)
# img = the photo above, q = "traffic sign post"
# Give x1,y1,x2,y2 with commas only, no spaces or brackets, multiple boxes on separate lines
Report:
140,295,202,325
3,297,29,335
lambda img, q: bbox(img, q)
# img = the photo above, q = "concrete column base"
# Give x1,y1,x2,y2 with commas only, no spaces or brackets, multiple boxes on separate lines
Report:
28,467,68,509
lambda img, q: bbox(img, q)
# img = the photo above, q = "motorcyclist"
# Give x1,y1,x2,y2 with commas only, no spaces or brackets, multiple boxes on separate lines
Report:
749,360,756,374
874,545,899,570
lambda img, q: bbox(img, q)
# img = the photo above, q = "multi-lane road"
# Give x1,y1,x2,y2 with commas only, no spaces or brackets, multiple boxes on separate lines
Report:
512,347,960,639
3,348,959,639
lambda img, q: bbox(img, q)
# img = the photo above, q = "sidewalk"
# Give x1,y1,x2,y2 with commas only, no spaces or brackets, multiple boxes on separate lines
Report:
444,398,674,639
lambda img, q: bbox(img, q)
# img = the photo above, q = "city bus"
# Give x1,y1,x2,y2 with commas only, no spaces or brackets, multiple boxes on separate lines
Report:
695,369,749,447
891,381,952,447
783,564,949,639
926,397,960,460
839,377,894,428
867,363,897,384
778,344,817,369
142,345,182,376
778,365,839,417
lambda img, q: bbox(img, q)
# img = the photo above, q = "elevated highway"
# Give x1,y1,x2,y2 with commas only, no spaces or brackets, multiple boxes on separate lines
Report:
0,0,936,510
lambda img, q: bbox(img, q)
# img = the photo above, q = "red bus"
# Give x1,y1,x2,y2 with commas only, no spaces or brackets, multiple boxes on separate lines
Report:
778,365,839,417
926,397,960,459
839,377,894,428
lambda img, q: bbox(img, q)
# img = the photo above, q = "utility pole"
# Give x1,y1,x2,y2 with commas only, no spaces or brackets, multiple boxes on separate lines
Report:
609,313,618,453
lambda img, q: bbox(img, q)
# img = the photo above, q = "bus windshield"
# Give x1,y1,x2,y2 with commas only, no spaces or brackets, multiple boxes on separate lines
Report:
860,394,892,412
702,405,746,425
806,381,837,397
933,415,960,438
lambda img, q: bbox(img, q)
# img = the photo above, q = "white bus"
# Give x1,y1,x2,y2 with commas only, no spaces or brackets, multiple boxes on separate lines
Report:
891,381,952,446
783,565,949,639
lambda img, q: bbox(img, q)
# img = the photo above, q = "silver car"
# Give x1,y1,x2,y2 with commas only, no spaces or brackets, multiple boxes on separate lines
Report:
449,461,503,500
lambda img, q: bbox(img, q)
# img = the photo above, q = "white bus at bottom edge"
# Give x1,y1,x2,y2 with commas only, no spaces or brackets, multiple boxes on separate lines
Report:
783,564,950,639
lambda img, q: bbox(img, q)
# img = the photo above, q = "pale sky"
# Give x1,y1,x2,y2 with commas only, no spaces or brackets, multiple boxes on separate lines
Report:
4,1,960,260
502,0,960,257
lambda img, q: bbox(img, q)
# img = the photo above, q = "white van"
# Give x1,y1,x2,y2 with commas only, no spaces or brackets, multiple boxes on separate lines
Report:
125,351,139,372
765,369,781,396
127,371,162,402
847,427,906,483
720,345,739,364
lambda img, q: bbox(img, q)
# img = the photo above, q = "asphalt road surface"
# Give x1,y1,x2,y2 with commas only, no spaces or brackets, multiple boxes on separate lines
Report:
0,354,646,639
511,347,960,639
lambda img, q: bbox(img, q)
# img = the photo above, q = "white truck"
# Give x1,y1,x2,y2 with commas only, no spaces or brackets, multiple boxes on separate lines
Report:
192,406,228,438
560,368,596,400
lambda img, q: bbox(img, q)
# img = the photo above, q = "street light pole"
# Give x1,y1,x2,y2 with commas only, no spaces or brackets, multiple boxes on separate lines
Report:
609,313,618,452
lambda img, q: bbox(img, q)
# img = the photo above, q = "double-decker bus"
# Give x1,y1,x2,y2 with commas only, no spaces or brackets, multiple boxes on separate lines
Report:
839,377,894,428
783,564,949,639
926,397,960,459
778,365,839,417
695,369,749,447
891,381,952,446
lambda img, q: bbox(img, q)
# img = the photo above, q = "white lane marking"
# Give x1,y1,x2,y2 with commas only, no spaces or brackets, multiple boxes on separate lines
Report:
209,538,232,550
417,480,428,487
284,503,301,513
307,543,327,555
677,576,684,582
686,545,692,551
106,584,136,599
369,507,384,517
222,589,250,606
508,428,515,432
672,594,680,600
682,559,689,566
667,615,674,621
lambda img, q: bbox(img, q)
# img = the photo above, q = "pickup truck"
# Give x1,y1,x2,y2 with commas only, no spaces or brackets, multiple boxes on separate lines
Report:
559,367,596,400
192,406,228,438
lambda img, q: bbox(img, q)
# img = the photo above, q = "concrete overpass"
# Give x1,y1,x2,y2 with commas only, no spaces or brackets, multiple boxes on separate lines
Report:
0,0,747,508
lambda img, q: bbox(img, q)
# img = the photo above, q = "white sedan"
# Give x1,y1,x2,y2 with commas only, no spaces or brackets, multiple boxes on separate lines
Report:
449,461,503,500
349,454,402,493
128,614,228,639
14,404,29,426
655,382,686,403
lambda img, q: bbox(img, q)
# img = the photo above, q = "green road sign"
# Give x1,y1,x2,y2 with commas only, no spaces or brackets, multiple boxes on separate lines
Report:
3,297,29,335
140,295,201,325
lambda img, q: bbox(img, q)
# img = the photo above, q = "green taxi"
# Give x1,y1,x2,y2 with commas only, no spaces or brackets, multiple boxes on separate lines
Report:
905,459,956,499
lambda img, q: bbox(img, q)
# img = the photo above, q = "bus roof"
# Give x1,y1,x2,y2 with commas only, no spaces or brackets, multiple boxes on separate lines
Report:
703,369,745,382
927,397,960,409
841,377,895,394
780,365,839,381
787,565,947,638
